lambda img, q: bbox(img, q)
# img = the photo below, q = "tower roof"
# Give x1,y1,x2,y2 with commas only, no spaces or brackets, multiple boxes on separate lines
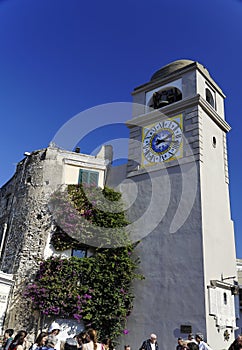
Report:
150,59,211,81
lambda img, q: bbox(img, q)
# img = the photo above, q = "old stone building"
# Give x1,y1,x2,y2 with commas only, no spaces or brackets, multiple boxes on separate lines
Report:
0,145,112,335
0,60,239,350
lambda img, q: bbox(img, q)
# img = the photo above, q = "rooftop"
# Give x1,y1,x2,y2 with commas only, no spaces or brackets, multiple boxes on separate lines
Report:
150,59,211,81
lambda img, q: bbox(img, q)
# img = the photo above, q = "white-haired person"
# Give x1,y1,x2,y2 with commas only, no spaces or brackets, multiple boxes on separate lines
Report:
139,334,159,350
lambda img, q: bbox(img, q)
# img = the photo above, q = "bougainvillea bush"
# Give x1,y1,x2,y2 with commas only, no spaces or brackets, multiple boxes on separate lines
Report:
49,184,130,249
24,184,143,341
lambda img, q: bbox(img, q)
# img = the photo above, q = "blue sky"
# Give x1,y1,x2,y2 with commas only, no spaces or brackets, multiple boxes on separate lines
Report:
0,0,242,256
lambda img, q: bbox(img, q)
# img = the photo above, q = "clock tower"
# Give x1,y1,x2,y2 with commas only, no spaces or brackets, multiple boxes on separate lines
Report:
123,60,237,350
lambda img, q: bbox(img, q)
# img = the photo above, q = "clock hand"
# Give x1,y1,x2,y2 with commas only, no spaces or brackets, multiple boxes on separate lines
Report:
156,135,171,145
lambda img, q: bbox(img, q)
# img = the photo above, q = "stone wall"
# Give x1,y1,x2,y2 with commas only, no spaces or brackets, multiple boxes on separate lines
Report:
0,145,110,338
0,148,53,335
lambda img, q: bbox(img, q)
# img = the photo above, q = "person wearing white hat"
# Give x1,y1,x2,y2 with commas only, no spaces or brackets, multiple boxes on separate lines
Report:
48,323,61,336
48,322,61,350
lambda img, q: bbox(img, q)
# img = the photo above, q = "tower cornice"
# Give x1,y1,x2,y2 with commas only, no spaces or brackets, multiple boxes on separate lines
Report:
127,94,231,133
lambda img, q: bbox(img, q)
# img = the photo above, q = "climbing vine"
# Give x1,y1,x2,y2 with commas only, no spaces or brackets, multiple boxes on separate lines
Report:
49,184,130,249
24,184,143,341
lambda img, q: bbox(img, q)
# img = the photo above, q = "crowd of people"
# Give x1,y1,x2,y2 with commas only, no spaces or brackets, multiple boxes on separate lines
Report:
176,333,212,350
137,332,242,350
2,327,242,350
1,325,115,350
175,333,242,350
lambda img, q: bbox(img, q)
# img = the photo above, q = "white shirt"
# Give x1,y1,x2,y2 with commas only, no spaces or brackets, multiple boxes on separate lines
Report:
198,341,212,350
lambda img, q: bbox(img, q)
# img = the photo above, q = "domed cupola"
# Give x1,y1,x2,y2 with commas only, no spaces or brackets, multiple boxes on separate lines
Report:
150,59,195,81
132,59,222,114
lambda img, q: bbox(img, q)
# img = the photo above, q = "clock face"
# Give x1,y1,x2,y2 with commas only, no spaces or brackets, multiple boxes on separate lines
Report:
142,115,183,165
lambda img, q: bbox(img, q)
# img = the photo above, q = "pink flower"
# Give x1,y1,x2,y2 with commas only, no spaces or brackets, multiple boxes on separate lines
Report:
123,329,129,335
73,313,82,322
84,293,92,299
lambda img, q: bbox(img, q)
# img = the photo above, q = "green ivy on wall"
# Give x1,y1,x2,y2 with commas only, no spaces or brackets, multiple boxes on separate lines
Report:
49,184,130,249
25,184,143,341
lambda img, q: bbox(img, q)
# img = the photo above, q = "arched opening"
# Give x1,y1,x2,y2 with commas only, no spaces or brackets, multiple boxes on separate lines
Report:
206,88,215,108
149,87,182,109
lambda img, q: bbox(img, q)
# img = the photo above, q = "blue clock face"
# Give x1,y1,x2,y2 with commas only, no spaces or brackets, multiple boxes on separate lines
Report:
151,130,172,153
142,118,182,163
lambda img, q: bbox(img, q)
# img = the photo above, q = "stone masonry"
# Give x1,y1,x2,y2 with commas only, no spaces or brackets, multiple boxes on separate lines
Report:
0,145,109,337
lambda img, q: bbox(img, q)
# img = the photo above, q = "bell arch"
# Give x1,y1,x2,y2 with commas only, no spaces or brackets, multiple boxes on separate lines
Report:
148,86,182,109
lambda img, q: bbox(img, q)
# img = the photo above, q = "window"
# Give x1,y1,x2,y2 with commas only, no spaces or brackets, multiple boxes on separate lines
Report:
72,248,87,258
206,88,215,108
78,169,99,186
223,292,227,305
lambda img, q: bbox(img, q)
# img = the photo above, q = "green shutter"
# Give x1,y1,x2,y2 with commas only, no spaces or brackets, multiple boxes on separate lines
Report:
78,169,89,184
78,169,99,186
89,171,99,185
